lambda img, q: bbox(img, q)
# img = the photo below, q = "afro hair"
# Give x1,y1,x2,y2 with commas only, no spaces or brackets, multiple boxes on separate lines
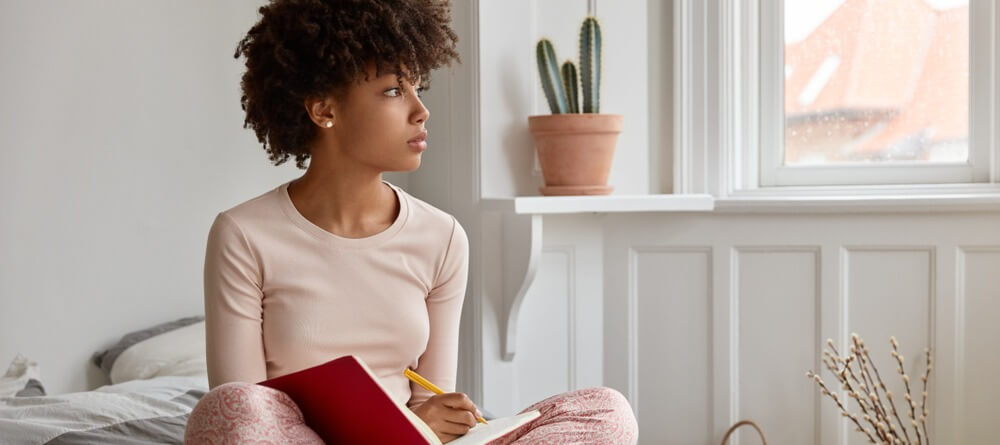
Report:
233,0,460,168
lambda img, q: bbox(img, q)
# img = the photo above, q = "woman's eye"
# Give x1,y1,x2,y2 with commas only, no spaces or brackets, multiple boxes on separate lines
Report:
384,86,427,98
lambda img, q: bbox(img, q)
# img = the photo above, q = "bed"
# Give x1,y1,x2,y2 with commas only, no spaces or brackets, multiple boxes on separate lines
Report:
0,317,210,444
0,316,495,444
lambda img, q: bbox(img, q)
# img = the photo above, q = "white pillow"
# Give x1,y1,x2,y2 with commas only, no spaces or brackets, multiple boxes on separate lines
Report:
109,321,207,384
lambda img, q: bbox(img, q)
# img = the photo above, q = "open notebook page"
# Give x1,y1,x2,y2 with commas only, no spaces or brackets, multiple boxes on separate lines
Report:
449,410,540,445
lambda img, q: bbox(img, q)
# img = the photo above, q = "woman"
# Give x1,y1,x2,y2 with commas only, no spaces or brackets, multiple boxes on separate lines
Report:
184,1,638,443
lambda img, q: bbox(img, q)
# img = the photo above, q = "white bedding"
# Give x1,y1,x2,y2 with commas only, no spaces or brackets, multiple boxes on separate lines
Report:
0,374,207,444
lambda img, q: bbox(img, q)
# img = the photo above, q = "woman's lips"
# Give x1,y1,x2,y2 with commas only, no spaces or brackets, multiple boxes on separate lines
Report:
408,140,427,151
408,131,427,152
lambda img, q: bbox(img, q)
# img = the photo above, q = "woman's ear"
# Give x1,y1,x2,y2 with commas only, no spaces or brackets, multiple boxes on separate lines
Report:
305,96,336,128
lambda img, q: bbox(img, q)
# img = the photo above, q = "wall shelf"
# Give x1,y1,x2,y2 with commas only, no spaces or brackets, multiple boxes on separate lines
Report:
481,193,714,361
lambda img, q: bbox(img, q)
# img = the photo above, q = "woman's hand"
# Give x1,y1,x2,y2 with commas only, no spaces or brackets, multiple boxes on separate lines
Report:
410,392,483,443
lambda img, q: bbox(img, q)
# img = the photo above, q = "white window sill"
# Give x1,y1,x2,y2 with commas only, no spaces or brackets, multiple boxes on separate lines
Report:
481,184,1000,214
480,194,714,214
715,194,1000,213
716,183,1000,213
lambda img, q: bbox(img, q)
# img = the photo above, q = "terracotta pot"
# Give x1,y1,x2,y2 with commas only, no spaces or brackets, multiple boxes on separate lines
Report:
527,114,624,196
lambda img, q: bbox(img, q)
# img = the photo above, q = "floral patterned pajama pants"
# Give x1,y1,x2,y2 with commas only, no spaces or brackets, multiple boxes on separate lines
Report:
184,383,638,445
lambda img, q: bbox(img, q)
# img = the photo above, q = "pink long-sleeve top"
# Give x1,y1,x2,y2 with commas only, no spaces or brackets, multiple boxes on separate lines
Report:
203,179,469,409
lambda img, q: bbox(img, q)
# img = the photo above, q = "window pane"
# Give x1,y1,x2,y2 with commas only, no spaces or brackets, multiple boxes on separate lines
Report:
784,0,969,165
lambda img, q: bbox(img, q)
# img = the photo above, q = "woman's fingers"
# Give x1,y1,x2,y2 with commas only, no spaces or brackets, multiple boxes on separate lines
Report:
450,409,477,427
440,392,480,417
435,407,477,436
422,393,482,439
441,418,474,435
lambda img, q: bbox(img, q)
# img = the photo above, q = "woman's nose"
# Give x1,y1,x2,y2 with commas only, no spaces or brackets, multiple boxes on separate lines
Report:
412,98,429,125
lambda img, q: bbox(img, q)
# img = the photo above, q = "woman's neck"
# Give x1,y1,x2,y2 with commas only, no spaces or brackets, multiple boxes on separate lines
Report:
286,168,398,239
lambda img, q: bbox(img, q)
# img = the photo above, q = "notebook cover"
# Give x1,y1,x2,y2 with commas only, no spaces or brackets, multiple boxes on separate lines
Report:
257,355,432,444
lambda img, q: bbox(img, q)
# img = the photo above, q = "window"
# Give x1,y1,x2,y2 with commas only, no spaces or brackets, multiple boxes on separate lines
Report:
758,0,996,186
672,0,998,194
784,0,969,165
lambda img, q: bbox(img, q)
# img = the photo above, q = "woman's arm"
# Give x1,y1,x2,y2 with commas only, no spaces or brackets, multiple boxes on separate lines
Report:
407,216,470,409
203,212,268,389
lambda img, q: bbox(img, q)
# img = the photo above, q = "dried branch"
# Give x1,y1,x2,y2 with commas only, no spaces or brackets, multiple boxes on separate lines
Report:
867,336,911,444
891,339,922,445
807,334,933,445
806,370,879,443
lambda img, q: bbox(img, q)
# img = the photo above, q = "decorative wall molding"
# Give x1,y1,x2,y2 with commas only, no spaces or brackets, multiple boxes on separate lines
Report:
544,245,578,391
627,246,714,422
595,213,1000,443
731,246,822,444
954,246,1000,443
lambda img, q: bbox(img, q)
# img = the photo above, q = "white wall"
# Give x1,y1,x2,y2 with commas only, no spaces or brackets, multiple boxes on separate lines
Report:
0,0,286,394
0,0,415,395
479,0,649,197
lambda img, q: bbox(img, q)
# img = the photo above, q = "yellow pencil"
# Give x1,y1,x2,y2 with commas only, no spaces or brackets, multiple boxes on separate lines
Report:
404,368,488,425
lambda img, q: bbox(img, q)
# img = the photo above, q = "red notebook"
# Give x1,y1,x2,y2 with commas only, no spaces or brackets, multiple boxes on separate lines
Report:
256,355,539,445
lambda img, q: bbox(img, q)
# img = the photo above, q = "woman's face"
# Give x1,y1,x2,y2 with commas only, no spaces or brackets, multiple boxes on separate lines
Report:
325,65,430,173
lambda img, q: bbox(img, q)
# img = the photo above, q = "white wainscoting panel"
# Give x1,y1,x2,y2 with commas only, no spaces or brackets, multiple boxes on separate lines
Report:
592,212,1000,444
632,247,713,444
957,247,1000,444
735,248,821,445
842,248,934,445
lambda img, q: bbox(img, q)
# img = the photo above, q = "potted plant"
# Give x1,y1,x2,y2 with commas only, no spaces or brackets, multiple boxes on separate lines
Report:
530,16,623,196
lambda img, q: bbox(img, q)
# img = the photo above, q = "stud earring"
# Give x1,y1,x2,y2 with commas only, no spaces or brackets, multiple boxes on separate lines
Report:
325,121,333,128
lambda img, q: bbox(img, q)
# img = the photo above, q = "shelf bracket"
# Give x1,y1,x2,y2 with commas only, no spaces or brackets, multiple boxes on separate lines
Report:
500,212,543,361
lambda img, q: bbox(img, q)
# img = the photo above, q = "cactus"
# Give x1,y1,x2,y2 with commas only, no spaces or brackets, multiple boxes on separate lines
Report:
580,16,602,113
535,16,603,114
536,39,569,114
561,61,580,113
